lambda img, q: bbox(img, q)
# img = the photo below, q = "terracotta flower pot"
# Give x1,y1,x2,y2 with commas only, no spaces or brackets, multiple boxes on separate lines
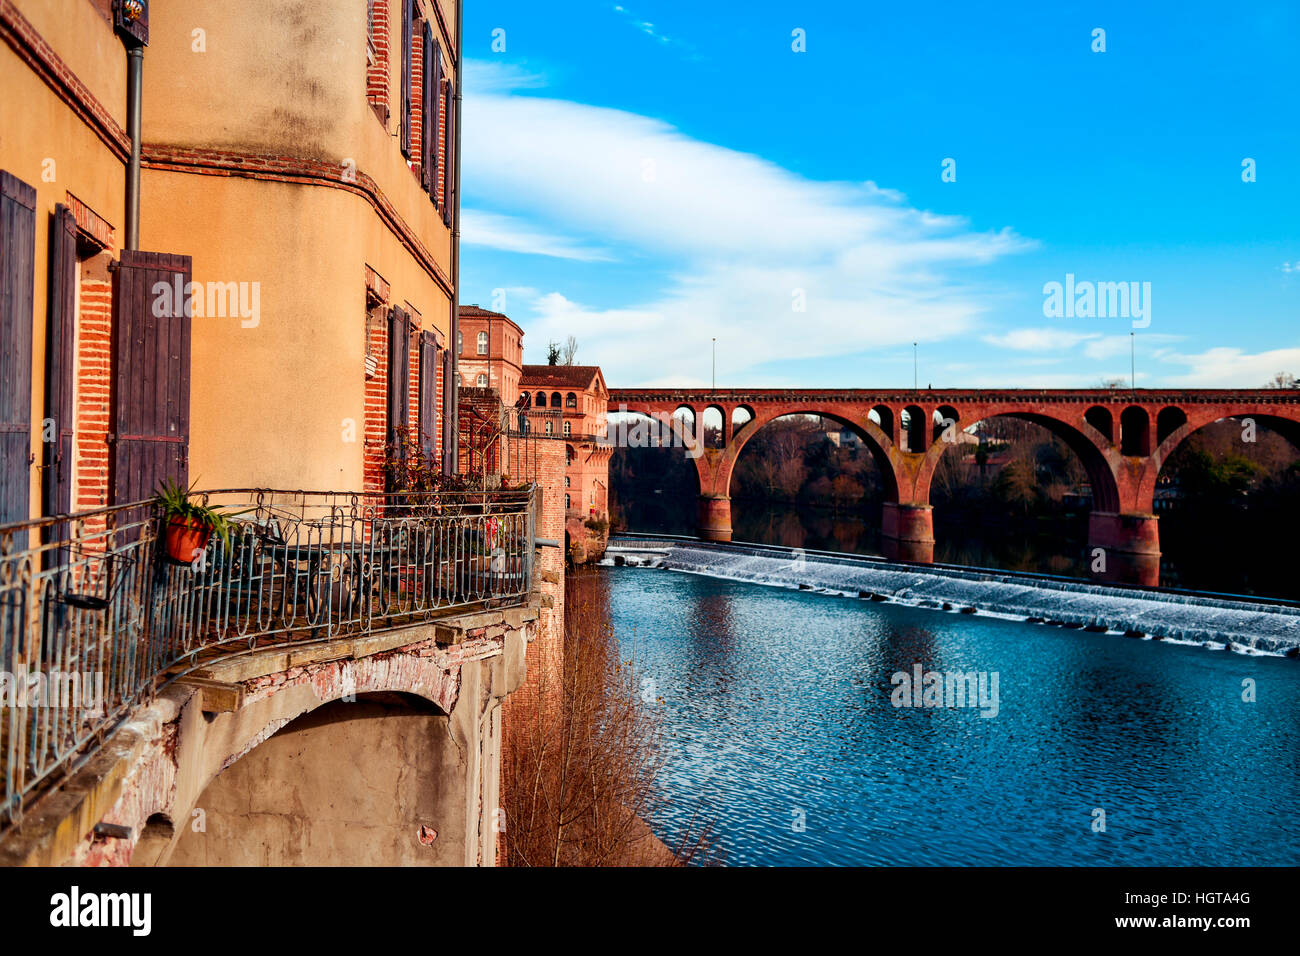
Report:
165,516,212,564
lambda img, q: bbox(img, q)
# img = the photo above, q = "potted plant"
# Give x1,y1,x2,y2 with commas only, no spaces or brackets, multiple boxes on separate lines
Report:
153,478,242,564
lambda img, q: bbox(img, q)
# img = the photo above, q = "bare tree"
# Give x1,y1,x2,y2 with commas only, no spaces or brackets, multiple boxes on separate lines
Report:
1265,371,1297,388
562,335,579,366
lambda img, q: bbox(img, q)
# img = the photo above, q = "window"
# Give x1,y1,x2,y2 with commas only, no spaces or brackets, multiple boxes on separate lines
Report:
565,392,577,409
399,0,414,158
476,373,487,387
563,420,571,436
536,392,546,407
565,494,571,509
564,476,570,488
551,392,561,407
477,331,488,355
457,330,462,354
544,420,553,436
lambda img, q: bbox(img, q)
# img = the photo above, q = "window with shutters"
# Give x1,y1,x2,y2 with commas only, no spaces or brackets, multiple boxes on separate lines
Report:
476,331,488,355
441,71,455,224
422,22,441,196
0,171,36,530
399,0,414,158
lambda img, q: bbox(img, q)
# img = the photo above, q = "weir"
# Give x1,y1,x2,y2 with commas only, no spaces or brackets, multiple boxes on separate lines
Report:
604,536,1300,653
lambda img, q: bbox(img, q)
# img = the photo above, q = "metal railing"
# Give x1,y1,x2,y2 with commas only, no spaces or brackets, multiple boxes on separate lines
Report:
0,485,537,830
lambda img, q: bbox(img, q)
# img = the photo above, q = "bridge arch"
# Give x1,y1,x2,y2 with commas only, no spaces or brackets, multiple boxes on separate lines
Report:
914,407,1122,515
721,407,900,504
1138,406,1300,513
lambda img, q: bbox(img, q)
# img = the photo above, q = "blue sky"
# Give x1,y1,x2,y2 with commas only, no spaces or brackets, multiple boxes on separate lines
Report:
458,0,1299,388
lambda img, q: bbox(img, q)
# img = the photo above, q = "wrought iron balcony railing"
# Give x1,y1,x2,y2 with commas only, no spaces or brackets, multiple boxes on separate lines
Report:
0,485,537,831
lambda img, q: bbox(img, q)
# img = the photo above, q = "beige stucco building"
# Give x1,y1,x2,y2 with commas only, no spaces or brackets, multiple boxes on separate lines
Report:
0,0,461,521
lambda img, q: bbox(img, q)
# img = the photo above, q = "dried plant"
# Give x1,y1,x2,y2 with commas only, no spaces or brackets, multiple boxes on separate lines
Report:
503,568,715,866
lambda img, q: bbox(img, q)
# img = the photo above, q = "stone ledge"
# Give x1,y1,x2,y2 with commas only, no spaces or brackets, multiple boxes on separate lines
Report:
190,599,541,684
0,690,185,868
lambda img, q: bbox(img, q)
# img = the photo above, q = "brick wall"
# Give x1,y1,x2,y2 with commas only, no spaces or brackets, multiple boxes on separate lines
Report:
410,18,424,179
407,315,420,443
73,254,113,536
366,0,390,122
363,310,388,494
500,435,566,862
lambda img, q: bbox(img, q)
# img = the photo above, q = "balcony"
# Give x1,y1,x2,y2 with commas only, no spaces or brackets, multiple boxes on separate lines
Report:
0,485,538,830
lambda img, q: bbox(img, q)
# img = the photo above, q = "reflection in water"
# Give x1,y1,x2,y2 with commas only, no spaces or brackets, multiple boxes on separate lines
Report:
610,566,1300,866
731,501,1089,579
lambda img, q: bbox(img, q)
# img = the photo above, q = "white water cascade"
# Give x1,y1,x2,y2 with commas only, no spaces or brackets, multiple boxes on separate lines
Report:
603,537,1300,654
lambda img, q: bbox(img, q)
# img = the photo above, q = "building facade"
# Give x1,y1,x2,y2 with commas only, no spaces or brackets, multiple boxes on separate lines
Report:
0,0,461,520
457,304,524,405
520,365,612,559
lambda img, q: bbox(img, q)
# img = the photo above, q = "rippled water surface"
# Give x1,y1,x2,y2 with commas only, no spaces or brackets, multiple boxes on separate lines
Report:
607,566,1300,866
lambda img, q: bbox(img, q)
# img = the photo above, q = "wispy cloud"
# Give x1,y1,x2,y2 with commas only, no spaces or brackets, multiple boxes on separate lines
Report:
461,210,614,262
462,60,1034,385
610,4,692,53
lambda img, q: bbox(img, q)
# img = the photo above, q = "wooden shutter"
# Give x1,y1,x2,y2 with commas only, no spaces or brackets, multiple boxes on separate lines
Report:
43,204,77,522
387,306,411,443
400,0,413,158
418,331,438,456
442,76,454,225
441,346,454,471
422,23,440,194
110,251,192,508
0,171,36,530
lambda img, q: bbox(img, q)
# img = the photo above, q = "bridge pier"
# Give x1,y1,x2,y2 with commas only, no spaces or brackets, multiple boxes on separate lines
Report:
1088,512,1160,587
697,494,732,542
881,502,935,564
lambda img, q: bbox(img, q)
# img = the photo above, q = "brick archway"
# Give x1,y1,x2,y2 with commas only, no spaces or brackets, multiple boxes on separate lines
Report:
608,388,1300,584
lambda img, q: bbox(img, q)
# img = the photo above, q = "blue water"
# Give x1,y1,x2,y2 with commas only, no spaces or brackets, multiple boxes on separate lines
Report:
606,566,1300,866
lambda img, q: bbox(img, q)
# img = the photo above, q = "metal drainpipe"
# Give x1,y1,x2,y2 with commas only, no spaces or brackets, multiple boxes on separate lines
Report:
124,45,143,251
444,0,464,477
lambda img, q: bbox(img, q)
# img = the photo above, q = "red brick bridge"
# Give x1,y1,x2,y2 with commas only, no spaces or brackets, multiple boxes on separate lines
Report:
606,388,1300,585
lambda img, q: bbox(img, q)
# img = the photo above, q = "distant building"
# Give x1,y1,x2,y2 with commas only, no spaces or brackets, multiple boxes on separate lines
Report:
520,365,611,558
458,305,525,405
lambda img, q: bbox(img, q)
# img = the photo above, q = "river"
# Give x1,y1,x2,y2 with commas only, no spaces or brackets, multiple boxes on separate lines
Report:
602,562,1300,866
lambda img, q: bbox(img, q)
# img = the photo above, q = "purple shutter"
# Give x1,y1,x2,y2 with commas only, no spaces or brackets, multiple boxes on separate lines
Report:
0,171,36,531
442,74,454,225
43,204,77,526
110,251,192,509
422,23,439,193
386,306,411,442
419,331,438,456
400,0,413,158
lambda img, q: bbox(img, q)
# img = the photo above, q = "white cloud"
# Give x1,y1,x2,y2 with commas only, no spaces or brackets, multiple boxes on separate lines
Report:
461,60,1034,385
1162,346,1300,387
461,209,613,261
984,328,1101,351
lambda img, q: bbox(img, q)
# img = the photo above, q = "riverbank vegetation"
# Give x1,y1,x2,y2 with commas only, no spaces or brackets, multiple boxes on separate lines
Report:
502,569,712,865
